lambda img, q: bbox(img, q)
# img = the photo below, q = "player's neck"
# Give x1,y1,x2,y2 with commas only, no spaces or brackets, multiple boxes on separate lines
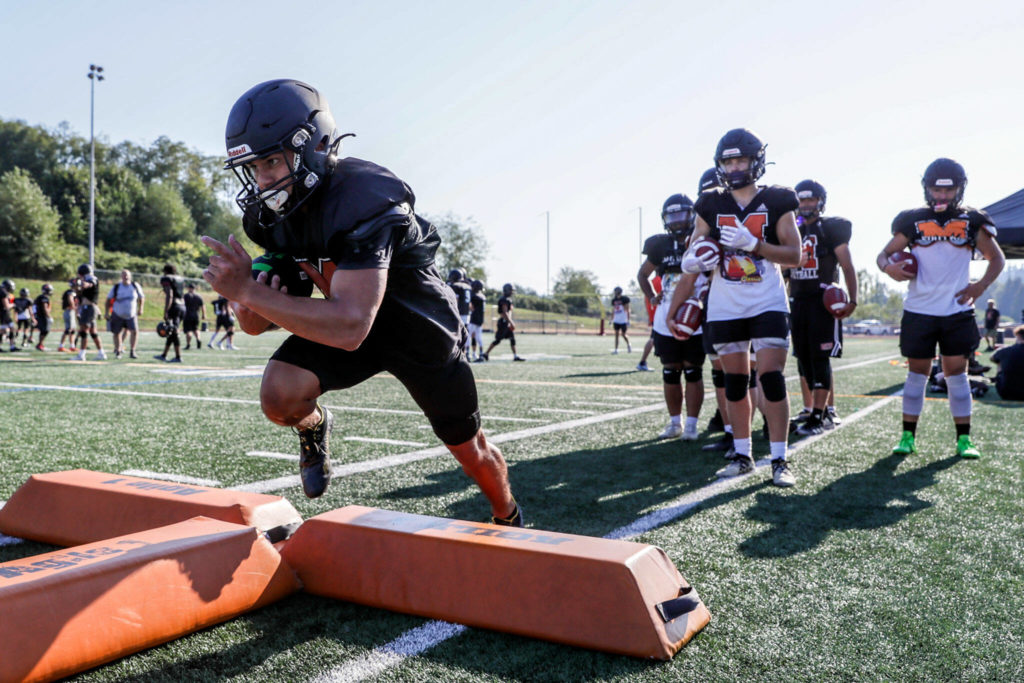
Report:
730,184,758,208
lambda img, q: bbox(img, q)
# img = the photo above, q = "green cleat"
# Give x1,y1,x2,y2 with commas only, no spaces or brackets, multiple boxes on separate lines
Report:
956,434,981,459
892,430,916,455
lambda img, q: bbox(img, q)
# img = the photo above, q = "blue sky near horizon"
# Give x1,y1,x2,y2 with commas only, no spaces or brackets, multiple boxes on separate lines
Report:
2,0,1022,294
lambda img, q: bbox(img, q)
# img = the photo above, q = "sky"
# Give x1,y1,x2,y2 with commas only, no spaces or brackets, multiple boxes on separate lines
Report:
2,0,1022,295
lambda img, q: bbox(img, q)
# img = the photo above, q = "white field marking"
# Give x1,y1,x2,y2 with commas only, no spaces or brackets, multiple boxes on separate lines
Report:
343,436,428,447
247,450,299,462
151,368,263,378
0,534,23,546
322,387,901,682
570,401,633,408
230,402,664,494
531,407,595,415
603,395,650,402
120,470,223,487
480,415,546,423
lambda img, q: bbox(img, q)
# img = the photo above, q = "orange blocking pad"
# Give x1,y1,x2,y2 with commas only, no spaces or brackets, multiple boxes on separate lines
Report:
281,506,710,659
0,516,300,683
0,469,302,546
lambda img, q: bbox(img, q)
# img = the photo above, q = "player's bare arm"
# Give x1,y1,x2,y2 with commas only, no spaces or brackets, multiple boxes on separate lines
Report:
637,260,660,305
834,242,858,319
666,271,699,340
204,234,385,350
877,233,913,281
955,228,1005,305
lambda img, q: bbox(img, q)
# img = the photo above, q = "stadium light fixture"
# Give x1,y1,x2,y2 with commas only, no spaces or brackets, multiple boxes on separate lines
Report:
87,64,105,269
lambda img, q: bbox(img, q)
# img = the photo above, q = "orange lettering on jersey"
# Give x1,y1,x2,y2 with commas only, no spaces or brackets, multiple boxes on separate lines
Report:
717,213,768,239
915,219,969,245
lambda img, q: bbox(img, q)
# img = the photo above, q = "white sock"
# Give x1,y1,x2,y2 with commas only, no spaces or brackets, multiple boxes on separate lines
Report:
725,424,734,435
734,437,752,458
684,416,698,431
670,415,681,426
770,442,787,461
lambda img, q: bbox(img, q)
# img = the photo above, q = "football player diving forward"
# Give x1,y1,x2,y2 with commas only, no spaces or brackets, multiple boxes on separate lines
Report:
788,179,858,436
203,79,522,526
877,158,1004,459
667,128,803,487
637,194,707,442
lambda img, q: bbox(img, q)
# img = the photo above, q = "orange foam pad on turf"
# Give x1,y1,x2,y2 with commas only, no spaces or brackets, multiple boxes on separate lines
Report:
0,469,302,547
0,516,300,683
281,506,710,659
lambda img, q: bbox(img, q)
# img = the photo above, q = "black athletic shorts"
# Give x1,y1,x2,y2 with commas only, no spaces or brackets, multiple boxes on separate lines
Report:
613,322,628,332
900,309,979,359
791,296,843,359
653,330,706,367
109,313,137,335
77,302,98,328
36,317,50,334
166,303,186,327
182,315,200,333
494,321,515,345
216,314,234,329
272,321,480,446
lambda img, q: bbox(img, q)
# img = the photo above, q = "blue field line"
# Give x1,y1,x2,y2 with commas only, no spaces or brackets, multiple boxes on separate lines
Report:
0,374,257,394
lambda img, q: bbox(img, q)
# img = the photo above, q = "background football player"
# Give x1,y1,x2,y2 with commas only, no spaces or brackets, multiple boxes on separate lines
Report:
609,286,632,354
203,79,522,526
482,283,525,362
877,158,1004,459
637,193,706,441
787,179,857,436
447,268,472,357
468,278,486,361
155,264,186,363
74,264,107,361
668,128,803,487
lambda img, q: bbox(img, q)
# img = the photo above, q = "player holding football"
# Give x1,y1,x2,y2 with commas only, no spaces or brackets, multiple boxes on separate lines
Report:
638,194,707,441
668,128,803,487
877,158,1004,459
155,264,186,363
481,283,525,362
203,80,522,526
788,180,857,436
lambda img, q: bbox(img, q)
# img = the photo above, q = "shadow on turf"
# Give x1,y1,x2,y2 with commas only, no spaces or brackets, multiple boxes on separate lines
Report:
562,370,643,378
739,453,960,558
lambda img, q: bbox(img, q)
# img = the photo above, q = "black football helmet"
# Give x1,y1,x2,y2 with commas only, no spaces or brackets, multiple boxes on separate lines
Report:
42,283,54,295
922,158,967,212
661,194,695,237
502,283,515,297
471,279,484,292
156,320,176,338
224,79,348,228
1,280,14,294
698,167,720,194
78,264,93,277
19,287,29,298
447,268,465,283
714,128,766,189
795,179,827,219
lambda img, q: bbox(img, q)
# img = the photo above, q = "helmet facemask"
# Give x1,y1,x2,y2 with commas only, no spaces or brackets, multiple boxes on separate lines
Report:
924,180,965,213
715,154,764,190
662,206,695,238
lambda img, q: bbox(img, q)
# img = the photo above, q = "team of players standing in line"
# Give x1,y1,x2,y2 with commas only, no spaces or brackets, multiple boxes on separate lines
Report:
635,127,1005,488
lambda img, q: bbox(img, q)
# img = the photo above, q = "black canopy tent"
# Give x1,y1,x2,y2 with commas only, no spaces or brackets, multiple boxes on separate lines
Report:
984,188,1024,259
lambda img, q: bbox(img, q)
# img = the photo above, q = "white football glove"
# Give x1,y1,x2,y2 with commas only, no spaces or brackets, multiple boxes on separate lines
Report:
720,224,760,253
681,248,719,274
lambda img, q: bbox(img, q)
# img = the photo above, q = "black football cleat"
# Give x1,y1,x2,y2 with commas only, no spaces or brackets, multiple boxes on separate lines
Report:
706,409,725,433
491,501,525,527
702,432,734,452
296,405,333,498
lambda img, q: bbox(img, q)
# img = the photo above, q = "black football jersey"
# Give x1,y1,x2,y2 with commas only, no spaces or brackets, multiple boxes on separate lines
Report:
642,233,687,277
184,292,204,316
695,185,798,247
160,275,185,305
34,294,50,314
470,292,485,325
890,206,992,249
496,296,513,325
449,281,472,316
213,297,230,317
241,157,461,349
789,216,852,298
62,289,76,309
13,297,31,314
79,275,100,304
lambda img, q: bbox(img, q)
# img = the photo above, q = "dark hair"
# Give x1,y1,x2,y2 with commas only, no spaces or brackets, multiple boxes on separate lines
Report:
163,264,177,275
1015,325,1024,341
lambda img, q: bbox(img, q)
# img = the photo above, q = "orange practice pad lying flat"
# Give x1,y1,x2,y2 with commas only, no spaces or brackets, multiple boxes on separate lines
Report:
0,469,302,546
0,516,300,683
281,506,710,659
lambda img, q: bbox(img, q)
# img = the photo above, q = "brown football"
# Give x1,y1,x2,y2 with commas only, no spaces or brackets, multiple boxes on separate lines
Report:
822,284,849,317
888,251,918,276
673,297,703,340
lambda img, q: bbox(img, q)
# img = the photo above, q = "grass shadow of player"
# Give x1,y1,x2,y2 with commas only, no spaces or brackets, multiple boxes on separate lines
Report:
562,370,646,378
738,453,959,559
386,436,757,539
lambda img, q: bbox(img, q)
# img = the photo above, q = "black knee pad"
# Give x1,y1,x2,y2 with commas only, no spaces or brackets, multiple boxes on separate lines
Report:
760,370,787,402
711,368,725,388
683,367,703,383
749,369,758,389
810,357,832,390
724,373,750,402
662,368,682,386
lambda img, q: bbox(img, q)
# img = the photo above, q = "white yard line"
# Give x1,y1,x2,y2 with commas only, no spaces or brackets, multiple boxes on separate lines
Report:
570,401,633,408
531,407,595,415
342,437,428,447
120,470,223,487
247,450,299,462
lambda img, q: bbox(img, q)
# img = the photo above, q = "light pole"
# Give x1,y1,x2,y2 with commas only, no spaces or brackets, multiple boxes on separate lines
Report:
88,64,104,269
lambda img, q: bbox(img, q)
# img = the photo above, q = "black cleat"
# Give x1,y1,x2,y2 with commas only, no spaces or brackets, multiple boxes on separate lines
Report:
706,409,725,433
491,501,525,527
296,405,333,498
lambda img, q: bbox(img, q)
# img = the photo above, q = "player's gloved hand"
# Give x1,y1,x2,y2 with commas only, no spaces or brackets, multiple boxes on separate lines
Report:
720,225,760,253
681,247,719,274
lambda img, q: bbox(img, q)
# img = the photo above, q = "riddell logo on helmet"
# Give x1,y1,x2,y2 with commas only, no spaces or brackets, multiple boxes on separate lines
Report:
934,179,955,186
721,147,742,157
227,144,253,158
